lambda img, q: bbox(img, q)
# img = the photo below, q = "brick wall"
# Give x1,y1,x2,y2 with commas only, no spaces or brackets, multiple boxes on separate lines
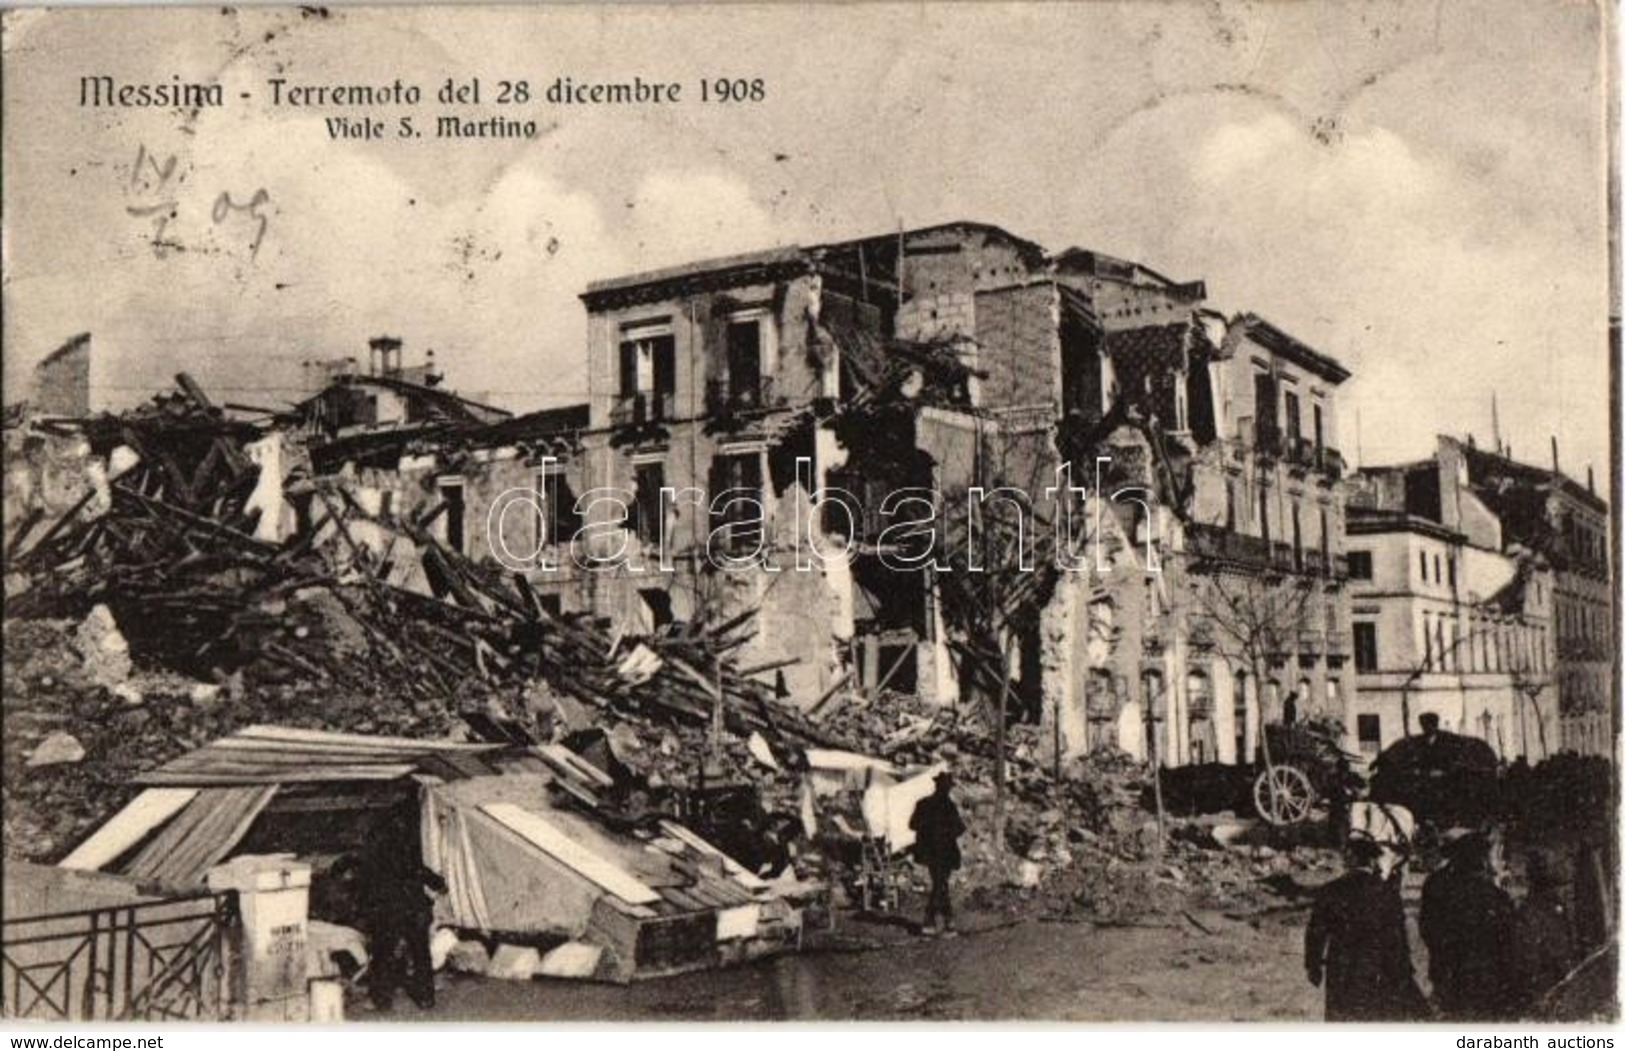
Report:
974,284,1058,410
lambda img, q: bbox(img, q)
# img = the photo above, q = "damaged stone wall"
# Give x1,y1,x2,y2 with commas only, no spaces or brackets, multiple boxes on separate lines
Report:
973,282,1062,411
4,427,110,559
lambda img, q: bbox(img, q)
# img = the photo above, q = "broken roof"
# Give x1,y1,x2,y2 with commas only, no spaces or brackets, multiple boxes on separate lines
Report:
581,245,812,308
36,333,91,369
1453,437,1609,515
822,220,1049,270
581,221,1052,310
1050,248,1205,299
1231,313,1351,384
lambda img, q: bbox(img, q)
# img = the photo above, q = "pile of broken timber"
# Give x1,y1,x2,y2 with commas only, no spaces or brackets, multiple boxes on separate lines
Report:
397,546,845,753
8,386,844,756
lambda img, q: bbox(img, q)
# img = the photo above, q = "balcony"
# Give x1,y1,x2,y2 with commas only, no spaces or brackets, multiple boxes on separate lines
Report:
1271,541,1296,571
1302,548,1326,576
1184,522,1273,569
1288,436,1317,471
1318,446,1345,481
705,375,780,417
610,390,676,428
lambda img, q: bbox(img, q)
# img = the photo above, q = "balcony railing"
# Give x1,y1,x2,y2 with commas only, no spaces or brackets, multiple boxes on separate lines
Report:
1288,436,1317,469
1185,522,1274,568
610,390,676,427
1318,447,1345,480
1303,548,1326,576
705,375,779,417
1271,541,1296,571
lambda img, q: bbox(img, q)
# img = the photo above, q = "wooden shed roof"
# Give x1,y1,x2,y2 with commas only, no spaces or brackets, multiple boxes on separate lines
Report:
133,725,505,787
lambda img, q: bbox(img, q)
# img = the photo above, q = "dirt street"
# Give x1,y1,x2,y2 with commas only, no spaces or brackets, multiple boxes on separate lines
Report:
428,909,1323,1022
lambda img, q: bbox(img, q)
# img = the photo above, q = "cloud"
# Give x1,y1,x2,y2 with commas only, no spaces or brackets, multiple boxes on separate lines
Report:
619,169,782,270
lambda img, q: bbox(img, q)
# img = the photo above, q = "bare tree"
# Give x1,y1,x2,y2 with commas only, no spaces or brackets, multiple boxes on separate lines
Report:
932,409,1063,850
1189,563,1320,821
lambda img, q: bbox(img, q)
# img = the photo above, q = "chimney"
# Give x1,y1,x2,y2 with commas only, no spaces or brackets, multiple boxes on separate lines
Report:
1467,433,1476,450
1550,435,1560,474
369,336,403,377
1588,465,1595,493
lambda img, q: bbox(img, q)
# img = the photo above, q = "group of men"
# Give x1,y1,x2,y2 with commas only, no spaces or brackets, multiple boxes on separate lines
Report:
1305,828,1582,1021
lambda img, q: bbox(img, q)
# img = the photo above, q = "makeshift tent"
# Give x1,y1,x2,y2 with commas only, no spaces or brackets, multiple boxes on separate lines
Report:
801,749,945,852
58,725,805,982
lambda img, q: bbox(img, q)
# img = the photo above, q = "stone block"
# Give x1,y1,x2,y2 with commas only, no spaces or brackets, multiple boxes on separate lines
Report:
487,944,541,981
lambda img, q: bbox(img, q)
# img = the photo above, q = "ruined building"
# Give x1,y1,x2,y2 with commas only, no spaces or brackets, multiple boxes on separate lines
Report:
1439,437,1611,756
1344,438,1558,761
555,222,1357,771
285,338,590,597
31,333,91,418
1042,306,1355,766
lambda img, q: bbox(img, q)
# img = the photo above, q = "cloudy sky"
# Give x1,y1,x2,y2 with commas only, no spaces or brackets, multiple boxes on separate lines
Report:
2,1,1613,477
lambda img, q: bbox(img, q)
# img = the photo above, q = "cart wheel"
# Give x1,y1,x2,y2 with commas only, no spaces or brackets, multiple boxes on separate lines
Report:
1253,765,1316,826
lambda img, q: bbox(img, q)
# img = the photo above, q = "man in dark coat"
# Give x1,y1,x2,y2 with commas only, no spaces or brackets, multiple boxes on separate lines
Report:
1420,831,1518,1020
1305,837,1429,1021
357,806,448,1011
1513,848,1577,1014
909,770,965,936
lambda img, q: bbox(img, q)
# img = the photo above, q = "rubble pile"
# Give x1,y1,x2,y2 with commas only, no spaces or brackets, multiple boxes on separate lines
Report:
6,387,849,751
3,616,240,860
3,386,847,863
2,380,1330,926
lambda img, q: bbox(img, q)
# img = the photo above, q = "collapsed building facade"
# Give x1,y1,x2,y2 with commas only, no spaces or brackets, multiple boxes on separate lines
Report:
494,221,1361,771
5,223,1361,779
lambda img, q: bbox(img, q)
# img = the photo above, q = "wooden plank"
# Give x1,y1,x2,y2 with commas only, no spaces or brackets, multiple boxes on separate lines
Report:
122,785,276,887
230,724,498,752
134,766,418,786
480,803,662,906
59,789,199,871
661,887,708,913
656,820,771,891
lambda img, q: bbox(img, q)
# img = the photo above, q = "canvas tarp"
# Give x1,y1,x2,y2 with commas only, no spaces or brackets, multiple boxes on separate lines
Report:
802,749,944,852
426,775,602,936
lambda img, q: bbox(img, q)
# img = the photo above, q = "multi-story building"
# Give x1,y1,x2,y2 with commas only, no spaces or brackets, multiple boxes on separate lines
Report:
567,221,1359,773
1441,437,1612,756
285,339,590,593
1344,441,1557,761
1040,307,1355,766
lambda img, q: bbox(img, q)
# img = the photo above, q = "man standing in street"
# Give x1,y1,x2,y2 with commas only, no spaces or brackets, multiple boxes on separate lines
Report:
1421,830,1518,1020
358,803,448,1011
1305,836,1428,1021
909,769,965,937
